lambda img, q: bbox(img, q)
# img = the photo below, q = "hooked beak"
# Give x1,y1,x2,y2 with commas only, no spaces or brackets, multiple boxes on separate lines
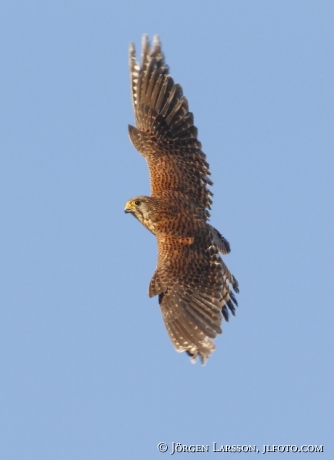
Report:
124,203,132,214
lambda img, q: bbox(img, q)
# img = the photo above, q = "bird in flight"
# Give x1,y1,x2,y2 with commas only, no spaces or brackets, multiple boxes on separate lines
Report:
124,35,239,364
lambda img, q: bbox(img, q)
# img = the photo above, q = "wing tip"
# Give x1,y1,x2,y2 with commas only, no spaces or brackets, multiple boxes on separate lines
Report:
152,34,160,48
129,41,135,54
185,337,216,365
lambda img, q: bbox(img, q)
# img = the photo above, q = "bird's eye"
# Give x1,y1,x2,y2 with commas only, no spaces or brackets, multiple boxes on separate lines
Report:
134,200,141,206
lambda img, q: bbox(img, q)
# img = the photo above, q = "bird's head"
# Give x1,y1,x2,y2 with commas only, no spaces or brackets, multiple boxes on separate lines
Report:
124,196,153,225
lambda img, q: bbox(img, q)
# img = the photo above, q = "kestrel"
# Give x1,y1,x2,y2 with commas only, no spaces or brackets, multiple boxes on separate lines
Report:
125,35,239,364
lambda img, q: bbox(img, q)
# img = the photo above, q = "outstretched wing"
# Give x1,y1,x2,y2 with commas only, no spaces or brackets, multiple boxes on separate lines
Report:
128,35,213,218
149,227,239,364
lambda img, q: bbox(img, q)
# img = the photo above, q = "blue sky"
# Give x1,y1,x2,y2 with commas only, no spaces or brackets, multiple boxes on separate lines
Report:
1,1,333,458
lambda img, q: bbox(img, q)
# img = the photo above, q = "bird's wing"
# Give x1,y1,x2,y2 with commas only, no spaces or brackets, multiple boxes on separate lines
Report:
128,35,213,218
148,228,239,364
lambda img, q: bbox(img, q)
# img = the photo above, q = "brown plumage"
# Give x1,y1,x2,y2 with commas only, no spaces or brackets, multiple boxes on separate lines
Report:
125,35,239,364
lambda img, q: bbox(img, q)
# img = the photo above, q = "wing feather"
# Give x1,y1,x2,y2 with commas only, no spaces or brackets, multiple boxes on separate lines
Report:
129,35,213,216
